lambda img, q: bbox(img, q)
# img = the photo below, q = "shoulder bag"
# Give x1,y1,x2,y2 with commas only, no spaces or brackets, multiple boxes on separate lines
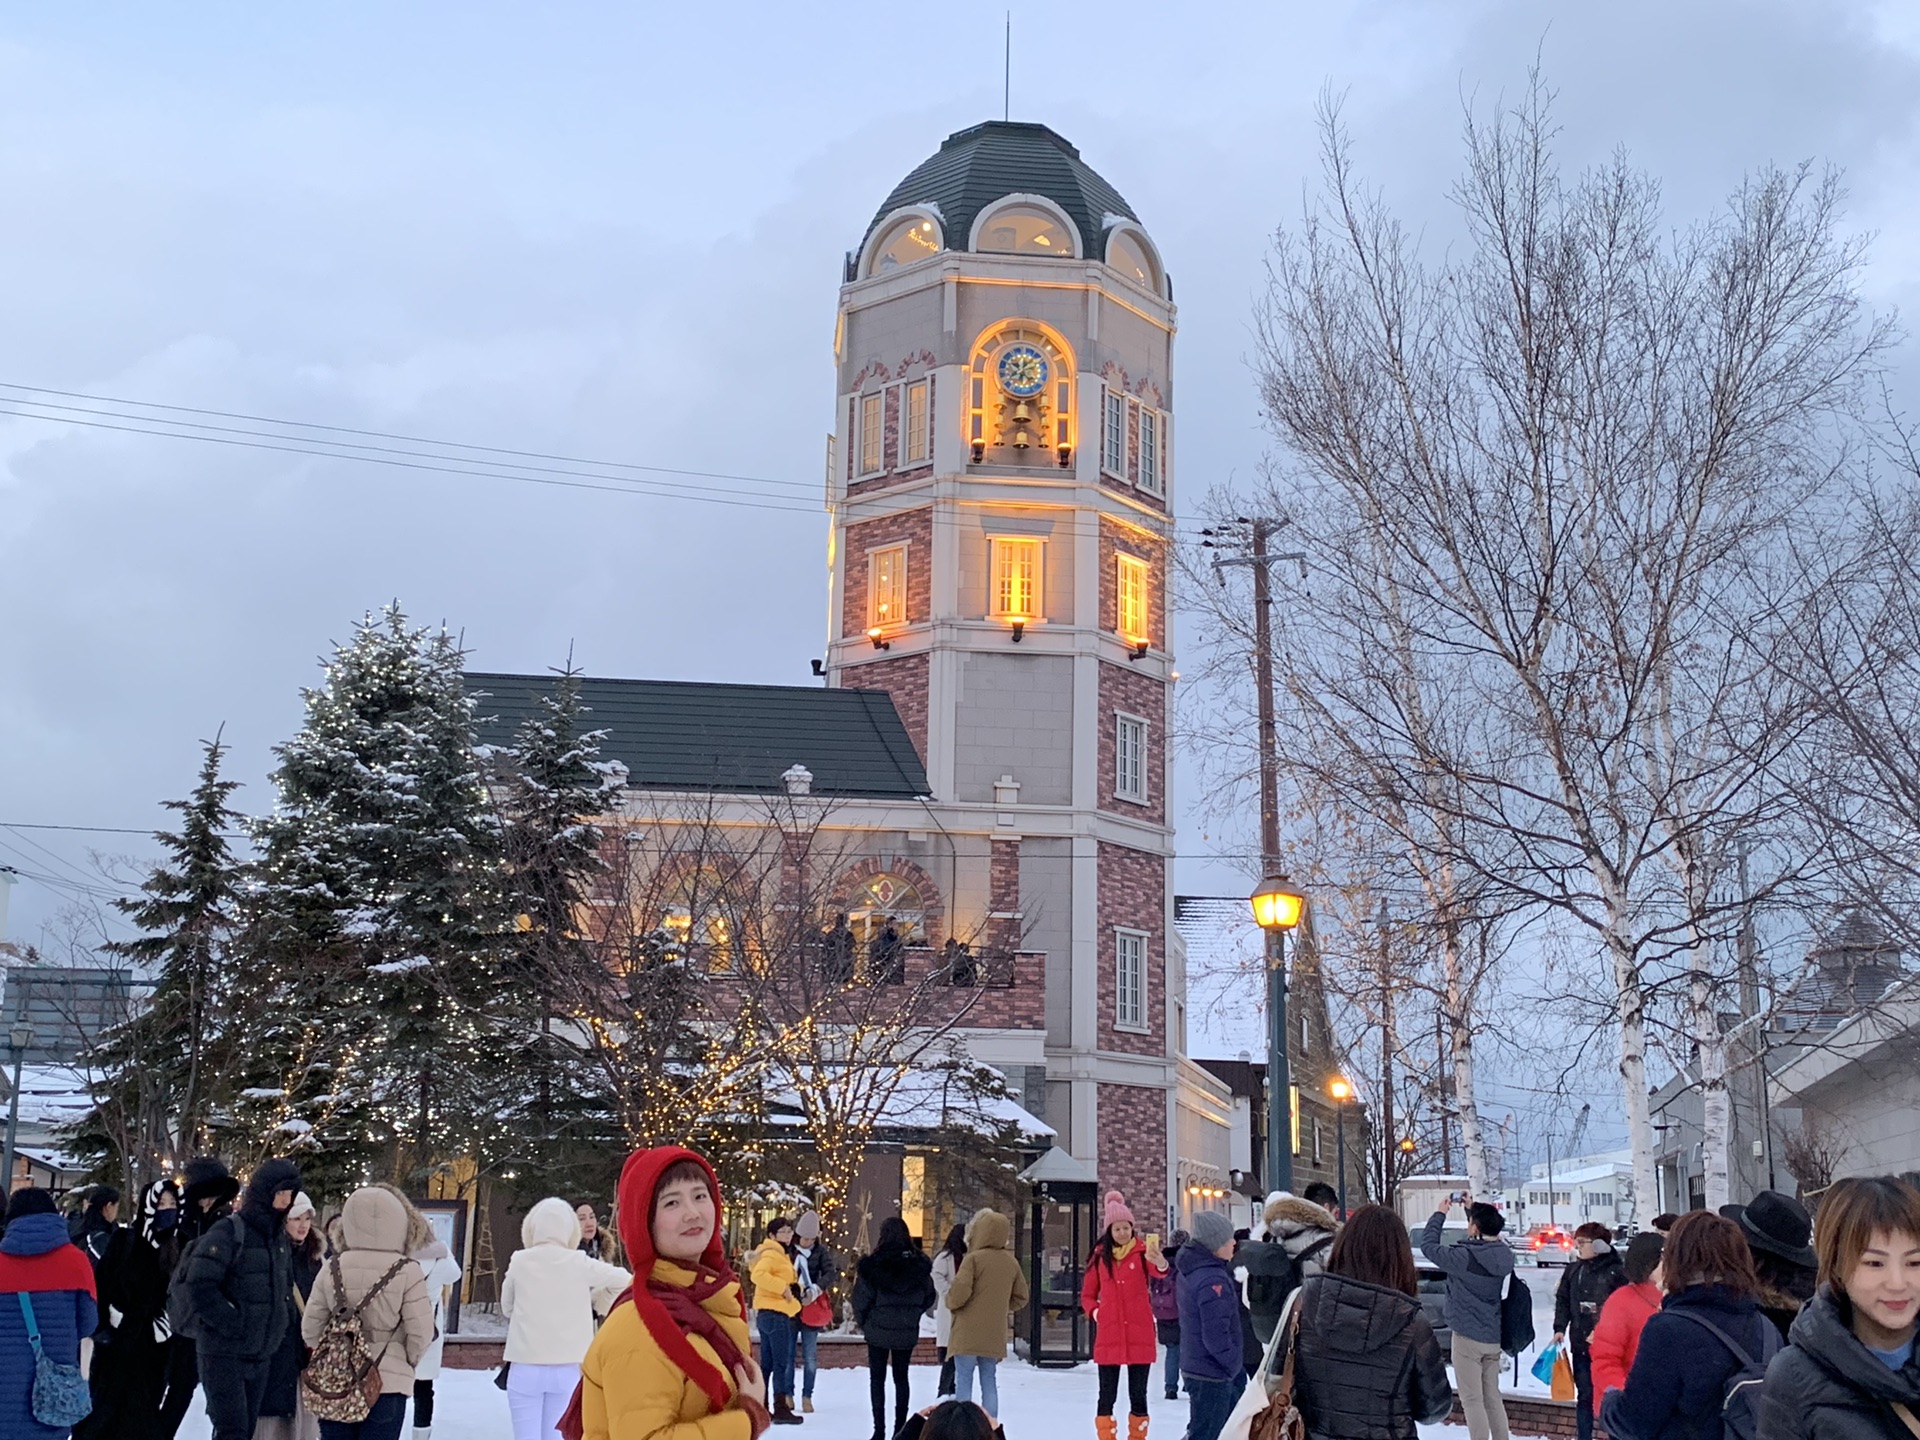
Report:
1220,1286,1308,1440
16,1292,93,1427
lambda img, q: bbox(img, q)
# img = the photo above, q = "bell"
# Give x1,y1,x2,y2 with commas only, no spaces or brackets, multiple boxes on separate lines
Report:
1012,427,1033,449
1012,401,1034,424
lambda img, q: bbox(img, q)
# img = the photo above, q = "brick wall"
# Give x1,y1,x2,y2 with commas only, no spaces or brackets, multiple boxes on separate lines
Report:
842,509,934,637
1098,1082,1169,1227
1097,517,1167,650
1096,841,1165,1056
989,836,1021,953
1096,660,1168,826
838,650,929,763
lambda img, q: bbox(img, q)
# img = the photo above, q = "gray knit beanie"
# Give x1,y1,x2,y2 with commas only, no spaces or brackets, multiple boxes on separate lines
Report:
1191,1209,1236,1253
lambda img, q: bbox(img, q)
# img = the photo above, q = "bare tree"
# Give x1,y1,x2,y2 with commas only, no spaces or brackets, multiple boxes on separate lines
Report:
1247,75,1886,1212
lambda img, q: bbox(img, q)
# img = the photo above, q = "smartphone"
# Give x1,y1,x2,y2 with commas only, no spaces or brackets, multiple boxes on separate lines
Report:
1145,1233,1161,1248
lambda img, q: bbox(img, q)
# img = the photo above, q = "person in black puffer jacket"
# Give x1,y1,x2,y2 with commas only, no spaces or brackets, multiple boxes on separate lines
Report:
183,1157,301,1440
853,1217,937,1440
1758,1176,1920,1439
156,1156,243,1440
1287,1205,1451,1440
258,1191,325,1440
74,1180,181,1440
1553,1223,1627,1440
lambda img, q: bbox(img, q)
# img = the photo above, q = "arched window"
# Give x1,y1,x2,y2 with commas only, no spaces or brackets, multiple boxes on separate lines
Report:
866,213,943,276
967,324,1075,457
1105,227,1161,294
847,872,926,947
976,202,1076,257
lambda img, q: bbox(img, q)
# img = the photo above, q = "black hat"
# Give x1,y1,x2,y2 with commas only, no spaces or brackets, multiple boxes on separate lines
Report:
181,1156,240,1209
1730,1191,1816,1270
5,1187,58,1222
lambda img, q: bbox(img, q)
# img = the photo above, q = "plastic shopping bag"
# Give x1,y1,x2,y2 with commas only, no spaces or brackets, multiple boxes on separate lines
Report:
1550,1346,1577,1402
1530,1340,1561,1386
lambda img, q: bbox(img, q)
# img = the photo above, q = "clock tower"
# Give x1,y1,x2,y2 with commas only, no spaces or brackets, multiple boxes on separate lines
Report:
825,122,1181,1215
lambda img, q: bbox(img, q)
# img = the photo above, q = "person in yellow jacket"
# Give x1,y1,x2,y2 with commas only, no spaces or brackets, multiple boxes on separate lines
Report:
748,1218,804,1424
579,1146,774,1439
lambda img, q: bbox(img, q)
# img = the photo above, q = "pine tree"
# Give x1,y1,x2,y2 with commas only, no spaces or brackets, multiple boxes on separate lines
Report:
83,735,246,1188
492,666,624,1195
239,605,510,1190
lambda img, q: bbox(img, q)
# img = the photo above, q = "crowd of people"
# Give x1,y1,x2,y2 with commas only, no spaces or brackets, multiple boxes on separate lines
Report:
5,1156,1920,1440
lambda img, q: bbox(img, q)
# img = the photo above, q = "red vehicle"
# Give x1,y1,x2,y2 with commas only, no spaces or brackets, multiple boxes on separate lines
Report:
1528,1227,1576,1266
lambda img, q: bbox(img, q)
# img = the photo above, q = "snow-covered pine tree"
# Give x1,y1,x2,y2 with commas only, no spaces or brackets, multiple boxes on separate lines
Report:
239,605,510,1190
84,735,246,1188
491,664,624,1194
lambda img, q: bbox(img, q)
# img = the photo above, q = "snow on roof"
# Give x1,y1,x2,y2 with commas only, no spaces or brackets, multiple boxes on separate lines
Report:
766,1066,1053,1140
4,1064,97,1127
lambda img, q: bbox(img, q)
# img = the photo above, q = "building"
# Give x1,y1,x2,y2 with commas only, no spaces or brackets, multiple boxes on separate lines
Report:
472,120,1233,1227
1768,972,1920,1184
1514,1151,1633,1232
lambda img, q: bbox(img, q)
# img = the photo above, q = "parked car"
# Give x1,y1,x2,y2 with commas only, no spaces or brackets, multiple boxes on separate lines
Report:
1527,1227,1575,1266
1415,1260,1452,1350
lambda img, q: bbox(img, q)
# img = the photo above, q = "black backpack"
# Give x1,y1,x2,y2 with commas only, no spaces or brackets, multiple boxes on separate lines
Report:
1243,1235,1331,1320
1667,1309,1780,1440
165,1213,237,1340
1465,1247,1534,1355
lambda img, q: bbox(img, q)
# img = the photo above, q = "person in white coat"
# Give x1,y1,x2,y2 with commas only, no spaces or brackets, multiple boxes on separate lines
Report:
501,1196,631,1440
931,1223,967,1398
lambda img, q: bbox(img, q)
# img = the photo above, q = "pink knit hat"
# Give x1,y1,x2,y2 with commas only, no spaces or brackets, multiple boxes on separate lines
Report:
1104,1190,1135,1228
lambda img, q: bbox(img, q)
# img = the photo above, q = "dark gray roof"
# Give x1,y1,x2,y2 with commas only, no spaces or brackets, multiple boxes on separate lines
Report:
858,121,1137,269
466,673,931,800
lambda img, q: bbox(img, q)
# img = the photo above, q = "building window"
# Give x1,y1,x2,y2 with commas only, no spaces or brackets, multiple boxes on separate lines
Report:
977,202,1076,257
870,545,907,628
868,214,943,276
1106,228,1160,293
1115,928,1147,1030
1313,1118,1323,1164
1301,1014,1310,1053
859,393,883,475
1139,409,1161,492
1115,713,1147,803
1117,555,1148,642
990,537,1041,619
904,380,930,465
1103,389,1126,476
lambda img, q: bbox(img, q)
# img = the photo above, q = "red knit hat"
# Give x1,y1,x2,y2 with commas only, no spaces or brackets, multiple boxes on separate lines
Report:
1104,1190,1135,1228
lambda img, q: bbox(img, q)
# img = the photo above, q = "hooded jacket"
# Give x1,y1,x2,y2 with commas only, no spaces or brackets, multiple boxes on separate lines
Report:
0,1209,99,1440
1756,1286,1920,1439
1554,1246,1627,1351
944,1210,1029,1359
94,1180,181,1351
1590,1279,1663,1407
182,1157,299,1359
1417,1213,1514,1347
1289,1272,1453,1440
1175,1241,1243,1383
1242,1196,1340,1342
301,1186,434,1396
580,1145,762,1440
503,1196,632,1365
853,1241,936,1351
749,1237,801,1317
410,1237,463,1381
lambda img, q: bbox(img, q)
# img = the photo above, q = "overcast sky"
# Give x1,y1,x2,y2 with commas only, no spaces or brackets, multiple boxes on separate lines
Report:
4,2,1918,1153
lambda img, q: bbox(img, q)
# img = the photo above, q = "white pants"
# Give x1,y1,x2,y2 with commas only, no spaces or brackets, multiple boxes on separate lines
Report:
507,1362,580,1440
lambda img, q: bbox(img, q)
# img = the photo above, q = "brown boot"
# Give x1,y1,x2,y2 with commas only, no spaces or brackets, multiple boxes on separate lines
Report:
802,1398,814,1414
772,1395,805,1425
1128,1415,1149,1440
1095,1417,1118,1440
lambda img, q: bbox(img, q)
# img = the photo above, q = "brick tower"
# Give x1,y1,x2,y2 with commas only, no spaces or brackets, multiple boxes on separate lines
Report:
825,122,1181,1218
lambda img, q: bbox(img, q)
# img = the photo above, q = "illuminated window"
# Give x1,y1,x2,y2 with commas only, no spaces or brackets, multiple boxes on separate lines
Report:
1115,713,1147,803
1102,390,1126,476
869,545,906,628
977,203,1075,257
1139,410,1161,493
904,380,930,465
1117,555,1148,642
1106,229,1159,292
660,905,736,975
990,537,1041,619
869,214,942,275
859,393,883,475
1115,929,1147,1030
969,326,1072,456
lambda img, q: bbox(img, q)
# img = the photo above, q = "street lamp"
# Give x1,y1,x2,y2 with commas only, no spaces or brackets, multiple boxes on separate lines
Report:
2,1024,33,1198
1328,1075,1354,1219
1250,874,1305,1196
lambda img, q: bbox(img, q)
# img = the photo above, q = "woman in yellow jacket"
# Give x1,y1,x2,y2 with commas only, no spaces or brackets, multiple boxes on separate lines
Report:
748,1219,804,1424
579,1146,773,1440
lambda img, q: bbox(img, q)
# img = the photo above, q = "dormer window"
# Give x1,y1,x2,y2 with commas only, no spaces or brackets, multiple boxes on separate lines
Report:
867,212,943,276
1105,226,1164,296
976,201,1078,257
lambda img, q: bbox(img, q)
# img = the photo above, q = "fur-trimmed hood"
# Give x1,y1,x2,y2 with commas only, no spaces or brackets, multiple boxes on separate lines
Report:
1264,1195,1339,1250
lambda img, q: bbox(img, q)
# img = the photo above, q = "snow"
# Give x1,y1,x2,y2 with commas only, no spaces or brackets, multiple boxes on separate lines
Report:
172,1359,1479,1439
369,956,432,975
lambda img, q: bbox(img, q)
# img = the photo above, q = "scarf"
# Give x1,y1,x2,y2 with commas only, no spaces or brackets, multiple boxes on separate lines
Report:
622,1261,750,1414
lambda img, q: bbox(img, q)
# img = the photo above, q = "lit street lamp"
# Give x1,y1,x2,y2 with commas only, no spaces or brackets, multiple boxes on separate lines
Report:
1250,875,1305,1197
2,1024,34,1198
1328,1075,1354,1219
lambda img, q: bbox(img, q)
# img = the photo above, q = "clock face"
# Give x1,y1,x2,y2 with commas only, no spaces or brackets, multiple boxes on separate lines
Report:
996,344,1050,398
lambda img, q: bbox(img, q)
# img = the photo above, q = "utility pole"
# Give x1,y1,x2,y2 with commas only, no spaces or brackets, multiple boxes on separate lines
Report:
1209,518,1306,1198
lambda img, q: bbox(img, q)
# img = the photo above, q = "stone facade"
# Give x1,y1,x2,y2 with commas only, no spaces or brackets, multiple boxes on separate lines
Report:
1096,660,1167,826
1096,841,1165,1057
1099,1082,1171,1226
840,508,934,637
1098,516,1167,650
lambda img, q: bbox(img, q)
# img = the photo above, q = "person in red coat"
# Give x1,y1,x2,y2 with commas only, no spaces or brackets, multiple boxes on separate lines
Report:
1589,1231,1664,1415
1080,1191,1168,1440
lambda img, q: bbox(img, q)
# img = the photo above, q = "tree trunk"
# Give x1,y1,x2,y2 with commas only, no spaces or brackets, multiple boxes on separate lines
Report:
1602,903,1658,1224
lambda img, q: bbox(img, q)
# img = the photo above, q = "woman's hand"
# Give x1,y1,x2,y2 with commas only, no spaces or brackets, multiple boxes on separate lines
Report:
734,1361,767,1410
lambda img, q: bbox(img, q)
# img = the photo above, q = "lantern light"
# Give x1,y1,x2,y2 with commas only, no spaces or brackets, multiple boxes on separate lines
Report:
1328,1075,1354,1103
1250,875,1305,931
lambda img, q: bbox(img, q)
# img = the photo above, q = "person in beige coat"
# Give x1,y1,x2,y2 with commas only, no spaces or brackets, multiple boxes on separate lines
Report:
944,1209,1029,1422
300,1186,435,1440
502,1196,632,1440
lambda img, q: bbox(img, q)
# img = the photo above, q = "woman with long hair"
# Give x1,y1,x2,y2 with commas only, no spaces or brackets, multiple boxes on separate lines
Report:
1601,1209,1776,1440
932,1223,968,1397
852,1216,936,1440
1079,1191,1167,1440
1285,1204,1451,1440
78,1182,178,1440
1757,1176,1920,1437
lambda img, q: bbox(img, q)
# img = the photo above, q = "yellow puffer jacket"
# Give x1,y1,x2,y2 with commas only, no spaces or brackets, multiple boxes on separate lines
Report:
579,1261,753,1440
748,1239,800,1317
